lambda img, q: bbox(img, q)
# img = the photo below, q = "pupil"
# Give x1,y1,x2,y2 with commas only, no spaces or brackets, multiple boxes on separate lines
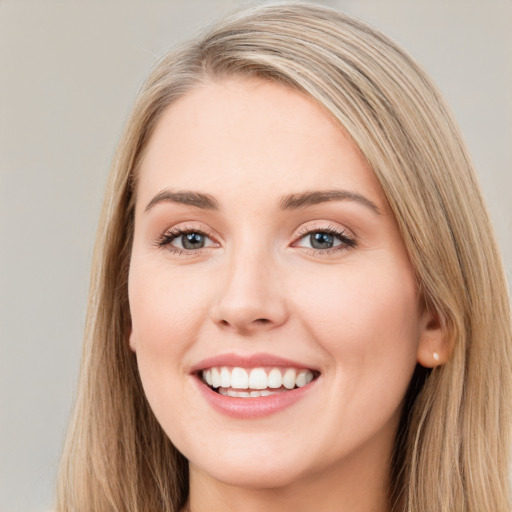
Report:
310,232,334,249
182,233,205,249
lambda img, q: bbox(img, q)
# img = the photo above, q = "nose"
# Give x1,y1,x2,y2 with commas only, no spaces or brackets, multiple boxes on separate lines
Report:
211,249,289,334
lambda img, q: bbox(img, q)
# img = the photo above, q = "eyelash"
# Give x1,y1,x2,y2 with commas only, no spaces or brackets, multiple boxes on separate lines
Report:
155,226,217,256
293,224,357,255
155,224,357,256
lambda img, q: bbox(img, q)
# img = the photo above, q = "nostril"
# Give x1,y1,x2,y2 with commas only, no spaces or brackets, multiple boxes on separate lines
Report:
216,317,272,331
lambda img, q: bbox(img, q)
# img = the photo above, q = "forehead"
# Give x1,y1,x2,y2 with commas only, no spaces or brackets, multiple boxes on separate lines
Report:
136,77,387,212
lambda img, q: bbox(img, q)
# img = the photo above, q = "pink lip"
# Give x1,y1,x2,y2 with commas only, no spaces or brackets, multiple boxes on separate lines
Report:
190,352,317,372
190,352,320,419
193,375,318,419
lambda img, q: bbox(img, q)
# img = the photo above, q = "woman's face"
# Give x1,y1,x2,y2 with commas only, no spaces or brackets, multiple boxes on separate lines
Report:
129,77,433,491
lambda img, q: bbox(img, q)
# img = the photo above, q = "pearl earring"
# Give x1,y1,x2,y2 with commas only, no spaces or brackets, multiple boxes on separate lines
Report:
433,352,440,362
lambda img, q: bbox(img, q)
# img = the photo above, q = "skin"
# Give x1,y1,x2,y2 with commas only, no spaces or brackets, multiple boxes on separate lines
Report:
128,77,444,512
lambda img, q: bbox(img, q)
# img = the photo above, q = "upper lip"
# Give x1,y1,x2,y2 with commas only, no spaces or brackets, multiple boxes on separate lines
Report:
190,352,319,373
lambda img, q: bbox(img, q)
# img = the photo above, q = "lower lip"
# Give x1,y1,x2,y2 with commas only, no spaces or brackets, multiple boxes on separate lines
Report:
194,376,318,419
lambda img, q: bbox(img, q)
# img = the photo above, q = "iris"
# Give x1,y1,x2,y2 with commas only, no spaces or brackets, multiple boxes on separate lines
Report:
310,232,334,249
182,232,205,249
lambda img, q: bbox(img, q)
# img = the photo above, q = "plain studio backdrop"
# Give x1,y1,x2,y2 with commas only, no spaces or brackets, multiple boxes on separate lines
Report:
0,1,510,511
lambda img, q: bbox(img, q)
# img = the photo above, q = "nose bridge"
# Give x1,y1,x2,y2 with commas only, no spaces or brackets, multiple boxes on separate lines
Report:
212,237,287,332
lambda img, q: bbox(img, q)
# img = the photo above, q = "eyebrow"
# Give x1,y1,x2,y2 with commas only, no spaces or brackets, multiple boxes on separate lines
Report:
144,188,380,215
145,189,220,212
279,189,381,214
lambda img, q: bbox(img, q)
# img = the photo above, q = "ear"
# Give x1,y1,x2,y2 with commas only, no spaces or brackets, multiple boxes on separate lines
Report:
416,308,450,368
128,328,136,352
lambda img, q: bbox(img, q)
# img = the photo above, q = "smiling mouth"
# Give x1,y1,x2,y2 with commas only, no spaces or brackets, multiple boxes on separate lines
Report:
200,366,319,398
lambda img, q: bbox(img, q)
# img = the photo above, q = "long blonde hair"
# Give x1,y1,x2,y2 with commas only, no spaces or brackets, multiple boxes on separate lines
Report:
56,3,512,511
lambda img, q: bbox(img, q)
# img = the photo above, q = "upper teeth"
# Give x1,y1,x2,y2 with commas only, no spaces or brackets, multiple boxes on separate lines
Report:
202,367,314,390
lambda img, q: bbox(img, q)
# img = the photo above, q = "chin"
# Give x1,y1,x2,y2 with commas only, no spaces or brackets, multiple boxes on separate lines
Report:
194,459,306,490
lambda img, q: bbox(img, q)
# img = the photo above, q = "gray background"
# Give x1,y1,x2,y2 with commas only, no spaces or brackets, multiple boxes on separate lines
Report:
1,1,510,511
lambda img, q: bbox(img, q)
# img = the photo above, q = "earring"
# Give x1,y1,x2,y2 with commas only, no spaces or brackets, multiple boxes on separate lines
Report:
433,352,440,362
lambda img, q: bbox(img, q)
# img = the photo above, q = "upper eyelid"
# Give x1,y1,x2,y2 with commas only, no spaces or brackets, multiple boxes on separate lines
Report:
293,221,355,238
164,223,216,238
157,220,356,245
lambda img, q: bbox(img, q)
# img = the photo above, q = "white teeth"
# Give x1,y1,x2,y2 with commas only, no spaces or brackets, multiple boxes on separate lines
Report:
226,388,251,398
211,368,221,388
221,388,280,398
268,368,282,388
282,368,297,389
231,367,249,389
249,368,268,389
220,367,231,388
296,370,310,387
201,366,316,395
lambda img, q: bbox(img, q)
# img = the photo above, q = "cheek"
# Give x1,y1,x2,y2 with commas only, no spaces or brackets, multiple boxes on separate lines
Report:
127,261,212,422
299,260,419,330
294,260,420,391
127,261,211,431
128,260,212,355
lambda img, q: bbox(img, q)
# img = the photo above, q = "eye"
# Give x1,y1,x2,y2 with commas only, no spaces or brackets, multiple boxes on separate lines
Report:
307,232,339,250
157,228,217,253
293,226,356,253
176,232,209,250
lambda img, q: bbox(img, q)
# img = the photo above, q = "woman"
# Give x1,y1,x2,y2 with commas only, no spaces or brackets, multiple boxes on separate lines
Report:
56,3,512,511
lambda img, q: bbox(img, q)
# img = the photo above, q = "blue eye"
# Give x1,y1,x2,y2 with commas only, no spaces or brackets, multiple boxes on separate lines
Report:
181,232,206,249
295,228,356,252
158,229,216,252
157,226,355,255
309,232,336,249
